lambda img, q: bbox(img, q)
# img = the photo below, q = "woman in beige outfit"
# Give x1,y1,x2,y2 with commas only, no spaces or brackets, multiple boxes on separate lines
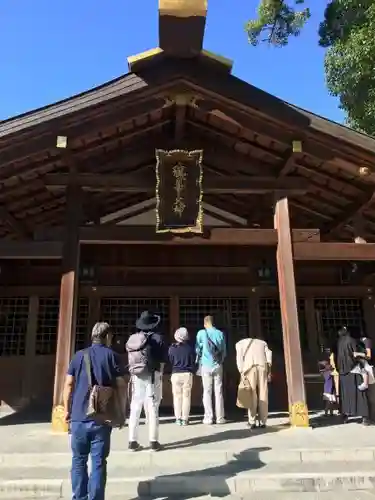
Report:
168,328,196,425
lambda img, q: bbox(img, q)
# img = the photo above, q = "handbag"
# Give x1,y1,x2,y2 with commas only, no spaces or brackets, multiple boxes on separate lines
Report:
84,350,125,428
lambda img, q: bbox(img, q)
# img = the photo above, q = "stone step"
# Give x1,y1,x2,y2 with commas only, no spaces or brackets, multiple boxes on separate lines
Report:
2,462,375,497
7,494,375,500
2,447,375,469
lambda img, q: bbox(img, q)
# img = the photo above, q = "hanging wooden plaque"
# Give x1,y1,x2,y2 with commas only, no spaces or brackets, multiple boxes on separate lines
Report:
155,149,203,233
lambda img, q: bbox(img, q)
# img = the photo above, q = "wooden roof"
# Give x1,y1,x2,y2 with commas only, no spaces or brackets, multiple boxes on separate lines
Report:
1,53,375,242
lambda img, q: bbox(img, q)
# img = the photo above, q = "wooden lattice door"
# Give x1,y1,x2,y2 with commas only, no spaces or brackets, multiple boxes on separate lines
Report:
0,297,29,357
315,297,365,352
99,297,170,354
259,297,306,411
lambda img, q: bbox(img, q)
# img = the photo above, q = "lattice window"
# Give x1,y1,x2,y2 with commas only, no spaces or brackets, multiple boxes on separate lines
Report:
36,298,59,355
178,297,249,347
75,298,90,352
0,297,29,356
315,297,365,350
259,298,306,351
100,298,170,341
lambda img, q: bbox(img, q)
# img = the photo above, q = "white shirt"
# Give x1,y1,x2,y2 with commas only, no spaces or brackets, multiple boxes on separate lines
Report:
235,338,272,374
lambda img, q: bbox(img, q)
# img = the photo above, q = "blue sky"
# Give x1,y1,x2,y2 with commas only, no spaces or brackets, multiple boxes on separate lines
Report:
0,0,343,123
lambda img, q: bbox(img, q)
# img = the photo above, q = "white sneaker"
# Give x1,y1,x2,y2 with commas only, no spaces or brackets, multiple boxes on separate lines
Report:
216,418,226,424
202,419,213,425
358,382,368,391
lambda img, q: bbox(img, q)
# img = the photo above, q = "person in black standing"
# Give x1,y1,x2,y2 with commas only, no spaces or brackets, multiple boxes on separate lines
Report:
358,334,375,424
334,326,370,424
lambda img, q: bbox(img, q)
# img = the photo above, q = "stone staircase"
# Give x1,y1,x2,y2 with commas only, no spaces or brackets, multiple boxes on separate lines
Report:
2,446,375,498
2,416,375,499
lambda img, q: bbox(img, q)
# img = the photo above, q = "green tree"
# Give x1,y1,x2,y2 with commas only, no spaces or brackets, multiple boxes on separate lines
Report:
246,0,311,46
246,0,375,136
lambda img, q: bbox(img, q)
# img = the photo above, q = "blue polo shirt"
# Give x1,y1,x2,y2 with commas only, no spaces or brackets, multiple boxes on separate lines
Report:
196,327,226,369
67,344,125,422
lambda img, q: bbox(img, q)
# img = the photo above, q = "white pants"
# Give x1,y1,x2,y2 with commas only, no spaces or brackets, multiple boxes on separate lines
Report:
201,365,224,422
144,373,163,418
128,371,162,443
171,372,193,421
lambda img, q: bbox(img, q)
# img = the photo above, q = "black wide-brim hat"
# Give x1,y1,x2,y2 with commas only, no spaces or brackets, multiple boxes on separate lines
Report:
136,310,161,331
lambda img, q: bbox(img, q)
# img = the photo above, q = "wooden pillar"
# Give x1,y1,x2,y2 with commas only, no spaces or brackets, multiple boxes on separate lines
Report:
88,292,100,334
248,293,261,338
274,196,309,427
304,297,319,360
51,183,82,432
170,295,179,341
363,293,375,337
21,296,39,405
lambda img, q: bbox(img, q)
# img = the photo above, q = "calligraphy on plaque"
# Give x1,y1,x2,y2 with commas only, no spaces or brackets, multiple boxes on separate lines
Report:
155,149,203,233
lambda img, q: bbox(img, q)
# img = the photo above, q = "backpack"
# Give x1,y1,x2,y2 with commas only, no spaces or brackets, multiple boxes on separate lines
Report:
205,329,223,365
126,331,153,376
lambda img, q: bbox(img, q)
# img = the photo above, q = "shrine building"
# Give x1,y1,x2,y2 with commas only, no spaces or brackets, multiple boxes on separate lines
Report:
1,1,375,430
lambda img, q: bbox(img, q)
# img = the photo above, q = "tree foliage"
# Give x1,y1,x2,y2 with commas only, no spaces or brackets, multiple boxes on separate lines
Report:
246,0,311,46
246,0,375,136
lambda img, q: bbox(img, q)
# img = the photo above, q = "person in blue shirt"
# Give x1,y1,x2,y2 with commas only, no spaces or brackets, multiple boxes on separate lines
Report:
63,322,126,500
196,315,227,424
169,327,196,425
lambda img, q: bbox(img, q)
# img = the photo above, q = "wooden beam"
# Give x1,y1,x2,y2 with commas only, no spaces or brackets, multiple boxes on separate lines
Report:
45,174,310,195
353,213,367,243
159,0,207,56
294,242,375,261
35,225,320,245
0,241,62,259
322,189,375,235
52,182,82,433
246,149,302,224
0,205,31,238
193,95,372,168
1,97,169,169
202,142,274,176
279,152,302,177
188,120,283,162
0,284,369,298
103,265,250,274
203,206,245,227
274,196,309,427
174,95,189,142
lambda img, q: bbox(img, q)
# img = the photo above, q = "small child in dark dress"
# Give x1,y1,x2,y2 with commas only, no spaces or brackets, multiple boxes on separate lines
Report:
319,360,337,416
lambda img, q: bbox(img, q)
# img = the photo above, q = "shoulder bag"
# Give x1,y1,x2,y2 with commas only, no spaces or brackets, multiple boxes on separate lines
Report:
84,350,125,428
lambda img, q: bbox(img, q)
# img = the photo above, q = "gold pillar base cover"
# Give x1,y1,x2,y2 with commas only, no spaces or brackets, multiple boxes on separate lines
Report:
289,401,309,427
51,405,69,433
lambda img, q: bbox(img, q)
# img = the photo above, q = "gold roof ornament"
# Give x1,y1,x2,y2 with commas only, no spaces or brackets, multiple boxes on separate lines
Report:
159,0,207,18
292,140,302,153
56,136,68,149
358,166,371,177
